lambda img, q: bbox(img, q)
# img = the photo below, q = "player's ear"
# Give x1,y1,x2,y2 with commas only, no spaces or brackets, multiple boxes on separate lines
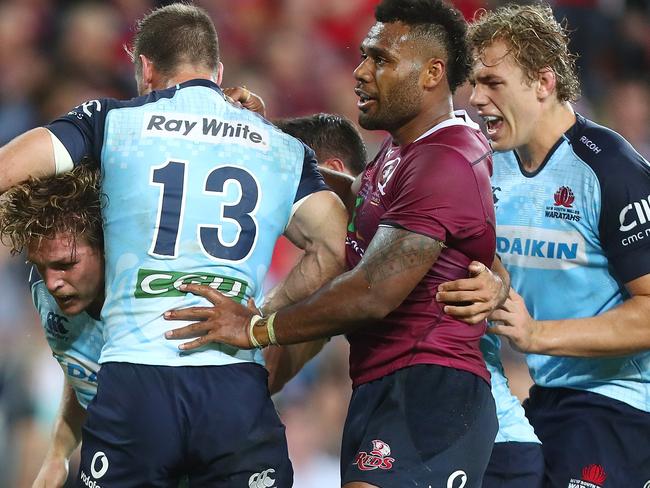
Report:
422,58,445,90
536,67,556,101
320,158,346,174
216,62,224,86
140,55,154,87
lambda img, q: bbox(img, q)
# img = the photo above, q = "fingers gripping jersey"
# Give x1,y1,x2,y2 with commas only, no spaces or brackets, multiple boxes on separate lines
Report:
489,114,650,412
30,268,102,408
46,79,327,366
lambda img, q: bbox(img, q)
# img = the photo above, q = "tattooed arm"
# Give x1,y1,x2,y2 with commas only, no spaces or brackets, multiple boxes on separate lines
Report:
165,226,443,349
268,226,444,344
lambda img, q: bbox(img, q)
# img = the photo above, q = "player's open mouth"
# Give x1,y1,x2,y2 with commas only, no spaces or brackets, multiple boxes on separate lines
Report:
55,295,75,306
355,89,376,110
483,115,503,136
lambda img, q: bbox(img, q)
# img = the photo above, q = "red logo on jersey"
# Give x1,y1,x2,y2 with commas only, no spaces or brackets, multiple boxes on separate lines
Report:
353,439,395,471
554,186,575,207
581,464,607,485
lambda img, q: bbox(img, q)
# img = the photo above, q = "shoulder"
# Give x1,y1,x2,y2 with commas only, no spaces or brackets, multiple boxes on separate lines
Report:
566,114,650,182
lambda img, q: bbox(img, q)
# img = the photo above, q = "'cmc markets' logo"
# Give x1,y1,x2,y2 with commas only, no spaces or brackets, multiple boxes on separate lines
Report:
46,312,69,339
353,439,395,471
567,464,606,488
546,186,581,222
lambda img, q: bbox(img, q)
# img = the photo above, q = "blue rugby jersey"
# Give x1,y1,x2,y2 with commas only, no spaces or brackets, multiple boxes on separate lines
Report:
487,113,650,412
30,268,102,408
481,335,541,444
46,79,327,366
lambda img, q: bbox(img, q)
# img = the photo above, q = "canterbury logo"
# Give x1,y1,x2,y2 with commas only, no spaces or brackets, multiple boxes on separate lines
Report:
46,312,69,336
248,468,276,488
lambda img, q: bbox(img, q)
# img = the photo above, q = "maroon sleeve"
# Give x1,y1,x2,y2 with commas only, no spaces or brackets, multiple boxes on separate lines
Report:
381,144,488,243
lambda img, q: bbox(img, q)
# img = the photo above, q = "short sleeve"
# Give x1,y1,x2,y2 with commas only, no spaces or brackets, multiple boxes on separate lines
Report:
294,143,328,203
45,98,110,165
598,150,650,283
381,145,488,243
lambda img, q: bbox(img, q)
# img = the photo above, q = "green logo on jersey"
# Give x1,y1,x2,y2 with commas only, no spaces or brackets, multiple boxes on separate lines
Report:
347,196,364,232
134,268,248,302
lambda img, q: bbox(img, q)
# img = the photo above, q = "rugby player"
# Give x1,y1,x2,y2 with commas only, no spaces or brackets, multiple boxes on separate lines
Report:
165,1,503,486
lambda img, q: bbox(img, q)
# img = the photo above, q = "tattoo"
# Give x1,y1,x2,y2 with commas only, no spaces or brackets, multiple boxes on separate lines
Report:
360,227,443,284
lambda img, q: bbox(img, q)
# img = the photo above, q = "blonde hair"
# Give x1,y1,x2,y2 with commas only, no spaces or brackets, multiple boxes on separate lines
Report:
469,4,580,102
0,165,104,255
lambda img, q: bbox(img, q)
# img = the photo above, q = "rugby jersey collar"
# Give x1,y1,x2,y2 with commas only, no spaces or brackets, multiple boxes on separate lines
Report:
173,78,224,95
414,110,480,143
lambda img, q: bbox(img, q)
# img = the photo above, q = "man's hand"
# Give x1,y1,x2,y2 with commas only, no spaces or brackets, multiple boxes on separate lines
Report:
164,284,256,351
489,288,539,353
436,260,506,324
223,86,266,117
32,456,69,488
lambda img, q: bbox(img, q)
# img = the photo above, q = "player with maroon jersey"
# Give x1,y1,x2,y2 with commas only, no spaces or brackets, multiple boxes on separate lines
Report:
164,1,503,486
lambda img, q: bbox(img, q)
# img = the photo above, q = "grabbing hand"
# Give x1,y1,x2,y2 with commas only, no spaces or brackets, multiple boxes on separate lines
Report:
488,288,538,353
223,86,266,117
436,261,506,324
164,284,258,351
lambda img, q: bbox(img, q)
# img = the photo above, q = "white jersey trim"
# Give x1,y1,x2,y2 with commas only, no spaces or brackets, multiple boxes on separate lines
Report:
414,110,481,143
47,129,74,174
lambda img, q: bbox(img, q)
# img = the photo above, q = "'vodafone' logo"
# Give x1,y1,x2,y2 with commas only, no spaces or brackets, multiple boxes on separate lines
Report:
447,470,467,488
90,451,109,479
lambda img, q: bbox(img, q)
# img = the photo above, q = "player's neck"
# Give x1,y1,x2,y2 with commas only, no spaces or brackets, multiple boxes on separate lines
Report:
154,68,219,91
391,98,454,147
86,292,104,320
515,102,576,172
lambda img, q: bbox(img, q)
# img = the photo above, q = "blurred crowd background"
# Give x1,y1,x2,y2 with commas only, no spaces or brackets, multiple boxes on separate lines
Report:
1,0,649,486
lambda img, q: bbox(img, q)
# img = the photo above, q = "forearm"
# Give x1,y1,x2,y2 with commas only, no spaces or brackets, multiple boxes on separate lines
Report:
262,247,345,315
45,382,86,461
0,128,56,193
267,268,381,344
256,228,442,346
529,295,650,357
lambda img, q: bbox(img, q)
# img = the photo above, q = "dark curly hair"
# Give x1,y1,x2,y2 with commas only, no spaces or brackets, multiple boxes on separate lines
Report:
375,0,471,92
0,165,105,255
469,4,580,103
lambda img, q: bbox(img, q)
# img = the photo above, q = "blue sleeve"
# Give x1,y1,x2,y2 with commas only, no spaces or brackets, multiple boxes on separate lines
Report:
294,143,329,203
45,98,112,165
595,137,650,283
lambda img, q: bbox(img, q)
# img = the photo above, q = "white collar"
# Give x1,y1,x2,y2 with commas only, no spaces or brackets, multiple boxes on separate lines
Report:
414,110,480,143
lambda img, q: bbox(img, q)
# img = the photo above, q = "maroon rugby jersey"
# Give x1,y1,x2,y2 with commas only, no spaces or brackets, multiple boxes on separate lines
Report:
346,114,495,387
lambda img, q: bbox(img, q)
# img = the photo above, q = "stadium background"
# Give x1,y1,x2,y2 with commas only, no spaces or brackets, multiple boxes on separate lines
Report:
0,0,648,486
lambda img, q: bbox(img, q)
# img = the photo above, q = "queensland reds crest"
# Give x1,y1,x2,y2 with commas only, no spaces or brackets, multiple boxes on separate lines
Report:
377,157,400,196
353,439,395,471
553,186,575,208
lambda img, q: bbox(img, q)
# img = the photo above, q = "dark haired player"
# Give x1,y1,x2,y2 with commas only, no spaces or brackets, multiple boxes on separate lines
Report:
164,1,504,486
0,3,348,487
275,113,367,176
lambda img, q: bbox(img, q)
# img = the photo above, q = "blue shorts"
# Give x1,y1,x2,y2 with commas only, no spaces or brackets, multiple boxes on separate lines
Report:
340,364,497,488
482,442,544,488
525,385,650,487
77,362,292,488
